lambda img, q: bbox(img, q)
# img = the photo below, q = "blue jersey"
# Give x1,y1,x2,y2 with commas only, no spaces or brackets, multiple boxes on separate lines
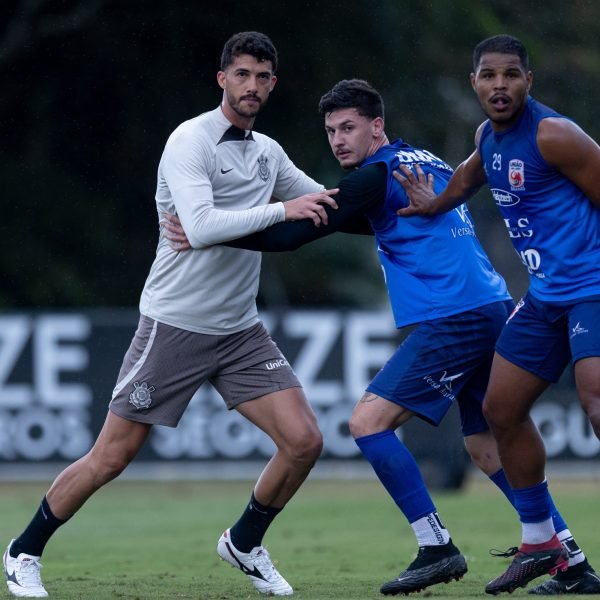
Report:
479,97,600,301
361,140,511,327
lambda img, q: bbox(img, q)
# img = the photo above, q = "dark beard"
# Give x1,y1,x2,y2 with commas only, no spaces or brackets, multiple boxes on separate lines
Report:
228,92,265,119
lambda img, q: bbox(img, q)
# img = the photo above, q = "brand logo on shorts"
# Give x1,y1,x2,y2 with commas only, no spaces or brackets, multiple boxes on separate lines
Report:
423,370,462,400
570,322,589,339
129,381,155,409
265,358,289,370
439,370,463,390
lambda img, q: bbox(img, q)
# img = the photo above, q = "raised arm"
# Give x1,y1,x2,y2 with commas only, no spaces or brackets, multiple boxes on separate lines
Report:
537,117,600,209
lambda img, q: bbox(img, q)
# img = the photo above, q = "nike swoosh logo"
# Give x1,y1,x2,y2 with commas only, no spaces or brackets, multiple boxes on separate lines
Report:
565,582,580,591
5,569,18,585
224,542,266,581
221,168,233,174
3,552,18,585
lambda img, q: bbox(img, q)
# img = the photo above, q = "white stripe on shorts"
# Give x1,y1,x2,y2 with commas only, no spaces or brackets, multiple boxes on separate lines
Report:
111,319,158,399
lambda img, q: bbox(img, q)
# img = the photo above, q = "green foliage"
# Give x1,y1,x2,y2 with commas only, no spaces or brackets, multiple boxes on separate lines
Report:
0,478,598,599
3,0,600,307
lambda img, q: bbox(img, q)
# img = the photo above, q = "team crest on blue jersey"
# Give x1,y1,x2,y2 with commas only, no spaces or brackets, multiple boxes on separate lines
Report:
508,159,525,190
257,155,271,182
129,381,155,410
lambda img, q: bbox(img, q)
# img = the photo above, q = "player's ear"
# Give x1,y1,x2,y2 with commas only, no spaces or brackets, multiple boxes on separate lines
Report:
217,71,226,90
269,75,277,91
526,71,533,93
372,116,384,138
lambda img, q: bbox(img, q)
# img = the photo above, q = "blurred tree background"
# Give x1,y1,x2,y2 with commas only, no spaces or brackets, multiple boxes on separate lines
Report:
2,0,599,310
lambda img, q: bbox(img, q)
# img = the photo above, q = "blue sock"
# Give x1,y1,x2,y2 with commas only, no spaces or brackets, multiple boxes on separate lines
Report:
489,468,514,504
355,430,435,523
490,469,567,533
548,486,567,534
513,480,552,523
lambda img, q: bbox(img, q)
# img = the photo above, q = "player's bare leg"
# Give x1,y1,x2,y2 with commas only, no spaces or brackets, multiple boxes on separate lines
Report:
574,356,600,439
483,354,568,594
464,430,502,475
216,388,322,596
47,412,152,518
238,387,323,507
483,354,549,488
4,412,150,598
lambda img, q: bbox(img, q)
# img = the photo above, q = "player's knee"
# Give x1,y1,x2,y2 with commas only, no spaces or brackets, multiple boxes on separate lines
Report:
99,456,130,482
89,446,134,483
348,410,400,440
348,413,371,439
580,395,600,439
286,427,323,465
482,399,502,429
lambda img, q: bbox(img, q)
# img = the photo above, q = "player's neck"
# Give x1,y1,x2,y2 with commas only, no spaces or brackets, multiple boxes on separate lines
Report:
367,133,389,158
220,103,256,131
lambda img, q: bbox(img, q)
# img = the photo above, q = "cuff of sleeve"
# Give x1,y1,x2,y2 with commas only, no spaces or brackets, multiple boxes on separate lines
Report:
273,202,286,223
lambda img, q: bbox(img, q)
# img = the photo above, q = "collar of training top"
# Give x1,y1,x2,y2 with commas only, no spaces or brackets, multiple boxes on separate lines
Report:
218,125,254,144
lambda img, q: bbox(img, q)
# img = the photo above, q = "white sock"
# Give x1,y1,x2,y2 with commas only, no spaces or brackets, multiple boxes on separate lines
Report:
557,529,585,567
411,512,450,546
521,518,555,545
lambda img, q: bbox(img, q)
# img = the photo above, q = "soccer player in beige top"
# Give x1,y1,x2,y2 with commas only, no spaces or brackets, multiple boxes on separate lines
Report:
3,31,337,598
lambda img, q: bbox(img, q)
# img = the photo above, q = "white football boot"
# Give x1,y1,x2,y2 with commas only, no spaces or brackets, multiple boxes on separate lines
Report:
3,540,48,598
217,529,293,595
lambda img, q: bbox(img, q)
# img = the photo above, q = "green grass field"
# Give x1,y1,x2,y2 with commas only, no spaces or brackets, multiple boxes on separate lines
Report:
0,478,598,599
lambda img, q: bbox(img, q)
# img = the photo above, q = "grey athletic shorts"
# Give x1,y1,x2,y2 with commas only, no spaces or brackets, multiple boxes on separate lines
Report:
109,316,301,427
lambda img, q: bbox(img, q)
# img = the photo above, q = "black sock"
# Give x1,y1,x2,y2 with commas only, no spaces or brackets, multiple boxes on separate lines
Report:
229,492,282,553
10,496,69,558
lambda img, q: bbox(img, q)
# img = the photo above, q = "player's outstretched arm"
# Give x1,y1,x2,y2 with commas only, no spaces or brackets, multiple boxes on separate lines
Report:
161,188,339,251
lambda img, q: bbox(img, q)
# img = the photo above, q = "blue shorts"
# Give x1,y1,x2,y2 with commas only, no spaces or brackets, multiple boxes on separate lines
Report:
367,300,514,436
496,292,600,383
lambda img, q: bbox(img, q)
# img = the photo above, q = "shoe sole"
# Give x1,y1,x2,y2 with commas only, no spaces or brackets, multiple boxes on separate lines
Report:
381,554,468,595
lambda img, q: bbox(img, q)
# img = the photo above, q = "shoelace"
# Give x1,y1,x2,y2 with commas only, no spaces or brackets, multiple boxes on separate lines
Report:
489,547,519,558
17,558,44,586
251,548,280,579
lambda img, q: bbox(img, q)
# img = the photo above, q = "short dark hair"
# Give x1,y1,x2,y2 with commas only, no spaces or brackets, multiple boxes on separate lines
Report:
220,31,278,73
473,34,529,71
318,79,384,120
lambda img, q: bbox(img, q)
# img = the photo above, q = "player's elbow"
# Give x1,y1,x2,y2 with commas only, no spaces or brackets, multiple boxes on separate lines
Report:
185,232,214,249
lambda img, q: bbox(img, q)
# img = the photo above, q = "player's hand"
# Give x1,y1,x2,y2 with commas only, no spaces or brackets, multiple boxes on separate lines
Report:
160,212,192,251
393,164,437,216
283,188,339,226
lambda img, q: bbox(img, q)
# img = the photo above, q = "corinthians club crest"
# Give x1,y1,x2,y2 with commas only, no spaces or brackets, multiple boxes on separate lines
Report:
129,381,155,410
257,154,271,182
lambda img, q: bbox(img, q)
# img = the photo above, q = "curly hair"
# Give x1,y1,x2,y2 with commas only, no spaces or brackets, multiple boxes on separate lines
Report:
220,31,278,73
